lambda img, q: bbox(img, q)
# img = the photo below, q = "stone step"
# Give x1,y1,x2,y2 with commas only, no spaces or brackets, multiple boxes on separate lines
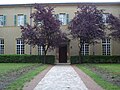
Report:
55,63,71,65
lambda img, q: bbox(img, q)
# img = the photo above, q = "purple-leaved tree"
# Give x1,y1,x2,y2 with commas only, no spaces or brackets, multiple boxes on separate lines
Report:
68,5,105,63
21,4,67,63
108,14,120,40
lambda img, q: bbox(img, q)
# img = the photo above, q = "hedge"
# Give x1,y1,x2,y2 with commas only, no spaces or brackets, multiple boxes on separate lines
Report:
1,55,120,64
70,55,120,64
0,55,55,64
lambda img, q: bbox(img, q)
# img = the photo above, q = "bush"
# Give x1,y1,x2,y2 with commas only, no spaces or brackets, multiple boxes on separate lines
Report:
70,55,120,64
0,55,55,64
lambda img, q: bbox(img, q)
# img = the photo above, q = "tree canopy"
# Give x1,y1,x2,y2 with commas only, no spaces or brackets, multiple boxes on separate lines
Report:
21,4,67,57
108,14,120,40
68,5,106,63
68,5,105,44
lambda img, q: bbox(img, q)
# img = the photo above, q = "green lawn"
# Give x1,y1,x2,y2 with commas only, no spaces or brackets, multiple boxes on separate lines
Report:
92,64,120,75
0,63,36,75
6,64,48,90
77,64,120,90
0,63,48,90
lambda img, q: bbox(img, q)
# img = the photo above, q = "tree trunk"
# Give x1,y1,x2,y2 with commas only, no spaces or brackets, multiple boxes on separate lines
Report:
43,50,47,64
79,44,82,64
42,46,46,64
93,42,95,55
43,45,49,64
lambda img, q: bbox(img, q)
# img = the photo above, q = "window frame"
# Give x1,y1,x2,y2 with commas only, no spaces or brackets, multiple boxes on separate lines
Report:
0,39,4,54
16,39,25,54
102,38,111,55
17,14,24,26
81,42,89,55
57,13,69,25
59,13,67,25
102,13,109,24
38,46,44,55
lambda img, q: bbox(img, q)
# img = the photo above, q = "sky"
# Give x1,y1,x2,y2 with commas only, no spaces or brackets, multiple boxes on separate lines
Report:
0,0,120,5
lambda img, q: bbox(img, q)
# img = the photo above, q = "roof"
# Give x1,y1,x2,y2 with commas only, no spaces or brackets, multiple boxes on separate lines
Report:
0,2,120,7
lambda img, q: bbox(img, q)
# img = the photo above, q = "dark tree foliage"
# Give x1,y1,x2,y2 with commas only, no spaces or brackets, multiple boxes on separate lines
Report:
108,14,120,40
21,4,66,63
68,5,105,63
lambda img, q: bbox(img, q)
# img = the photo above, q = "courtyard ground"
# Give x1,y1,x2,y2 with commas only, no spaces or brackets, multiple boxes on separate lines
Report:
24,65,103,90
0,63,119,90
77,64,120,90
0,63,47,90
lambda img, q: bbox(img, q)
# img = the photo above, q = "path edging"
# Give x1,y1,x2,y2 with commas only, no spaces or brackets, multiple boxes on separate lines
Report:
23,65,53,90
72,65,103,90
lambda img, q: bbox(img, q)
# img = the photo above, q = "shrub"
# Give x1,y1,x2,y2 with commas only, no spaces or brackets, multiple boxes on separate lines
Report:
0,55,55,64
70,55,120,64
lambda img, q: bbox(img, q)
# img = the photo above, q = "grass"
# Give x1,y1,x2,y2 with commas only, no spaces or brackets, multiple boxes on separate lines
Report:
0,63,48,90
6,64,48,90
77,64,120,90
0,63,35,75
92,64,120,75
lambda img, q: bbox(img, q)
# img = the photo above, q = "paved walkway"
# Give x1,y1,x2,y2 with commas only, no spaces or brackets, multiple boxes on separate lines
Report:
34,65,88,90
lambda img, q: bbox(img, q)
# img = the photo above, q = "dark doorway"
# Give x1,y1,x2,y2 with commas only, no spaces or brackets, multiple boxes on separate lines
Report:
59,45,67,63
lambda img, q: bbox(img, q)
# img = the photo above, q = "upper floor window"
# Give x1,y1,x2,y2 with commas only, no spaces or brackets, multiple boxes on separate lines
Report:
0,39,4,54
0,15,6,26
18,15,24,26
56,13,69,25
102,13,109,24
14,14,26,26
16,39,24,54
102,38,111,55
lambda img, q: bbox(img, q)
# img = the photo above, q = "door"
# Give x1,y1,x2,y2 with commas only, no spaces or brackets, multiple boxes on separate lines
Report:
59,45,67,63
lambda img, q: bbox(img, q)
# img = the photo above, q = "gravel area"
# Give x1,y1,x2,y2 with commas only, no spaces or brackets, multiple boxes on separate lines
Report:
34,65,88,90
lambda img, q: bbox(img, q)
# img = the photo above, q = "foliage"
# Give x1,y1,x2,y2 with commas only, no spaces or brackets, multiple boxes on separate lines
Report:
0,55,55,64
70,55,120,64
77,64,120,90
21,4,67,63
68,5,105,43
68,5,105,63
108,14,120,40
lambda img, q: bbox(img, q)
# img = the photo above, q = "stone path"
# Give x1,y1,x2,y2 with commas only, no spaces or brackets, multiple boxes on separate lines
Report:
34,65,88,90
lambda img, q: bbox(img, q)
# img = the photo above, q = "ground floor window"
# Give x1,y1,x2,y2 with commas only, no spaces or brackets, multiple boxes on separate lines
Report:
38,46,43,55
16,39,24,54
81,42,89,55
0,39,4,54
102,38,111,55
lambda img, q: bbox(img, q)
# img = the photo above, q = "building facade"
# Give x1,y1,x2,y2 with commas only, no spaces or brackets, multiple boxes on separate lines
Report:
0,3,120,63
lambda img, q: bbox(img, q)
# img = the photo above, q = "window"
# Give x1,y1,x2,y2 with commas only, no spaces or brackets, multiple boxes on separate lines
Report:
0,39,4,54
38,46,44,55
16,39,24,54
0,15,6,26
102,38,111,55
103,13,109,24
14,14,26,26
56,13,69,25
18,15,24,26
81,42,89,55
